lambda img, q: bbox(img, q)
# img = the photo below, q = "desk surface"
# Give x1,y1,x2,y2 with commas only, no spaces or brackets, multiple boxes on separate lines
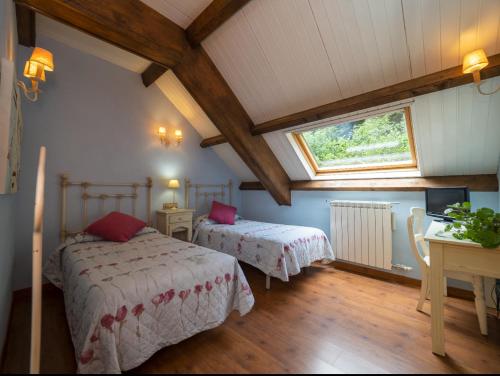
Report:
424,221,498,249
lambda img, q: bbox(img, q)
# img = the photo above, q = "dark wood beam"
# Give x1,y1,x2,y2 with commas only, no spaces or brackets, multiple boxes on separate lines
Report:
251,54,500,135
140,0,250,88
240,175,499,192
186,0,250,46
17,0,291,205
15,0,188,69
16,4,36,47
141,64,168,87
200,134,227,148
174,47,291,205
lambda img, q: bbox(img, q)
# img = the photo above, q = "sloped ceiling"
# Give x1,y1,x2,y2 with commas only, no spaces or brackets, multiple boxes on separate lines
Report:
201,0,500,124
36,0,500,182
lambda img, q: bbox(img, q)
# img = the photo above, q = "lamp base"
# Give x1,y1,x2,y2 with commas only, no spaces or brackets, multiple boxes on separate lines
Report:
163,202,178,210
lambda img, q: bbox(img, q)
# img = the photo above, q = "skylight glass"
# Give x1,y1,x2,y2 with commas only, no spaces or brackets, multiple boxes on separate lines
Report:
294,108,417,174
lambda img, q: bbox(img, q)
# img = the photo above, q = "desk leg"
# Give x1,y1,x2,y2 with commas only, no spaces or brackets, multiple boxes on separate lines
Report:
430,242,445,356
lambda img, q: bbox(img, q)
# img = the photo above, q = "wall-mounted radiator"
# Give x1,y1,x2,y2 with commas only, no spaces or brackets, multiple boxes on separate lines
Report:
330,200,393,270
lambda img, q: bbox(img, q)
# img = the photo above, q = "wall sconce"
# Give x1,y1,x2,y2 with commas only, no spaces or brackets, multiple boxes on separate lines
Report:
157,126,183,147
17,47,54,102
163,179,180,209
462,49,500,96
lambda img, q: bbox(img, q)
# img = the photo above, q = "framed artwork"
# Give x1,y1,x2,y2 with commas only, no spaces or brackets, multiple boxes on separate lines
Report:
0,58,23,194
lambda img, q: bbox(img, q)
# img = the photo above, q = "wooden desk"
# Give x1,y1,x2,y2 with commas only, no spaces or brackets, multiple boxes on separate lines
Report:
425,221,500,356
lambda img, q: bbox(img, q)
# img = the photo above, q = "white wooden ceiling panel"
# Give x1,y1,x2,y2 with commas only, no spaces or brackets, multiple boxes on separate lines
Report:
139,0,211,28
155,71,220,138
440,0,461,69
212,144,257,181
412,77,500,176
263,132,310,180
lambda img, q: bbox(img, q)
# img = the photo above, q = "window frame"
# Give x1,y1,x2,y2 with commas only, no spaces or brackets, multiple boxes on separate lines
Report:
292,106,418,176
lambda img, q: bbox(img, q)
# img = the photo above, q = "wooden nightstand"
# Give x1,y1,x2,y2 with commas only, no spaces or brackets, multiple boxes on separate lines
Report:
156,208,195,242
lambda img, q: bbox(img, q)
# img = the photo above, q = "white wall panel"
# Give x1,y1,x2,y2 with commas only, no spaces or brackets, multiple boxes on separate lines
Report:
212,144,257,181
412,77,500,176
140,0,211,28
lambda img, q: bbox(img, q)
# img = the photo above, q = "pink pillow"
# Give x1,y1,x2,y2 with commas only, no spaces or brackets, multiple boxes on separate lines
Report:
85,211,146,242
208,201,237,225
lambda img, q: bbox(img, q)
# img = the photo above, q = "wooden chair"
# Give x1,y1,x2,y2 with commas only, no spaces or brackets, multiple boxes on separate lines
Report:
407,207,488,335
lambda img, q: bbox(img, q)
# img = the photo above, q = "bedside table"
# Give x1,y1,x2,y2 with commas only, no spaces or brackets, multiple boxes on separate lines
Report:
156,208,195,242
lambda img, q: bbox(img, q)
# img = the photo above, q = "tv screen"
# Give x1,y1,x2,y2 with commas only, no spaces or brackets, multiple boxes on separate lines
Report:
425,187,470,220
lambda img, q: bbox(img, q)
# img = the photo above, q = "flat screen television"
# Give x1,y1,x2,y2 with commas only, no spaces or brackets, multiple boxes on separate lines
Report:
425,187,470,221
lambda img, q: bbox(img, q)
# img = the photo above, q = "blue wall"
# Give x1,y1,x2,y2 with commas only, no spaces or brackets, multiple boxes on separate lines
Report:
12,36,240,290
0,0,16,353
241,190,499,282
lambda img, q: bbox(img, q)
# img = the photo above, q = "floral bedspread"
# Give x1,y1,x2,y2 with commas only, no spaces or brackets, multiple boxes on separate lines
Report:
43,228,255,374
193,217,335,282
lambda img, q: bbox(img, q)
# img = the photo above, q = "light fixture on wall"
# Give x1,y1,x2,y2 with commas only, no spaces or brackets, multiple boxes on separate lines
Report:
163,179,180,209
462,49,500,96
17,47,54,102
157,126,183,147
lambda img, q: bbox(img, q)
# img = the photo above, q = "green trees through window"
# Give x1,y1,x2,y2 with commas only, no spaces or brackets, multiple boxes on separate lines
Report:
299,108,415,171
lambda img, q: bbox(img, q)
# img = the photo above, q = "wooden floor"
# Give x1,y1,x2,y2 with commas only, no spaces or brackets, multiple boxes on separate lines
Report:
2,264,500,374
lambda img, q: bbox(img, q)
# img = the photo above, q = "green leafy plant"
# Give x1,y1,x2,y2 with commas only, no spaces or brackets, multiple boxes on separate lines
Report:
444,202,500,248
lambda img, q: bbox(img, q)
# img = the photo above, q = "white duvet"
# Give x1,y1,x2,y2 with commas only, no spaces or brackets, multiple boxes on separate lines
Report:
193,217,335,282
44,228,255,374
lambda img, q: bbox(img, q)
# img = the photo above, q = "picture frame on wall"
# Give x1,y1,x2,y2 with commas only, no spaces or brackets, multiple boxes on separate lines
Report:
0,57,23,194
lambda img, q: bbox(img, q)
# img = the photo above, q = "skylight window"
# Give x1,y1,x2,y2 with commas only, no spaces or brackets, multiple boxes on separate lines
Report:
293,107,417,175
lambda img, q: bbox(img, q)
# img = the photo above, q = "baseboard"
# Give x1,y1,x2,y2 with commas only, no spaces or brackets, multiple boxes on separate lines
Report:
331,260,475,301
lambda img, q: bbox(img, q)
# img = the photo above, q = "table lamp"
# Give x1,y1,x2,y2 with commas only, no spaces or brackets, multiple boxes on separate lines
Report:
163,179,180,209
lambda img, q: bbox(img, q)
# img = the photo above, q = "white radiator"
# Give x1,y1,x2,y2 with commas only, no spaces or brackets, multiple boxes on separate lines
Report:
330,200,393,270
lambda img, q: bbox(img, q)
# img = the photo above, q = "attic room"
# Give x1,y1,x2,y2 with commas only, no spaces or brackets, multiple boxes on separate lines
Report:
0,0,499,374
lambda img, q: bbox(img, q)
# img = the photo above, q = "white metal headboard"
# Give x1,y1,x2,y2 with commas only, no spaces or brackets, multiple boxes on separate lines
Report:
184,178,232,214
59,174,153,241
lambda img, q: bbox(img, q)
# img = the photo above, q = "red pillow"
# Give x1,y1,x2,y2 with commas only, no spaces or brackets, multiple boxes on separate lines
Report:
85,211,146,242
208,201,237,225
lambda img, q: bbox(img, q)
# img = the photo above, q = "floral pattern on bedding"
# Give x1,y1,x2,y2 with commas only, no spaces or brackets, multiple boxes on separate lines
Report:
193,217,335,282
43,230,255,374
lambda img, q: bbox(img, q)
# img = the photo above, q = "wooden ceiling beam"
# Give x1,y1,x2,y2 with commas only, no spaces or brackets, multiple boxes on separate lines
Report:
239,175,499,192
16,4,36,47
251,54,500,135
15,0,188,69
200,134,227,148
174,47,291,205
17,0,291,205
186,0,250,46
140,0,250,88
141,63,168,88
200,54,500,146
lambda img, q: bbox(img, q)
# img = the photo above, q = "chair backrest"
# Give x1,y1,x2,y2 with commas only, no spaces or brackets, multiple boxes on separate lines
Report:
407,207,430,270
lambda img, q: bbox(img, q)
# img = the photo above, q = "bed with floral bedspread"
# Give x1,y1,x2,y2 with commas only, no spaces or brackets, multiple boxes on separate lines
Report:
193,217,335,283
44,228,254,374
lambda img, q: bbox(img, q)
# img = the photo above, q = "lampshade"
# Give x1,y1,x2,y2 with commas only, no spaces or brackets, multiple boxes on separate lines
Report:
30,47,54,72
23,60,45,81
462,49,489,74
174,129,182,137
168,179,180,189
158,126,167,136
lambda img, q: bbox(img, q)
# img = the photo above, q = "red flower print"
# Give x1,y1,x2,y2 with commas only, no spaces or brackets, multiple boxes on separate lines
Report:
237,242,242,253
233,274,238,282
215,276,223,285
94,265,103,270
194,284,203,295
241,283,252,296
205,281,213,292
224,273,232,283
179,289,191,302
132,304,144,317
164,289,175,304
101,314,115,332
90,326,100,343
152,293,164,308
80,349,94,365
284,245,290,252
115,305,127,322
79,268,89,276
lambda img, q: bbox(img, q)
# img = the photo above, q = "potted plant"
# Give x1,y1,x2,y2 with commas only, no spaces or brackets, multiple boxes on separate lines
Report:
444,202,500,249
